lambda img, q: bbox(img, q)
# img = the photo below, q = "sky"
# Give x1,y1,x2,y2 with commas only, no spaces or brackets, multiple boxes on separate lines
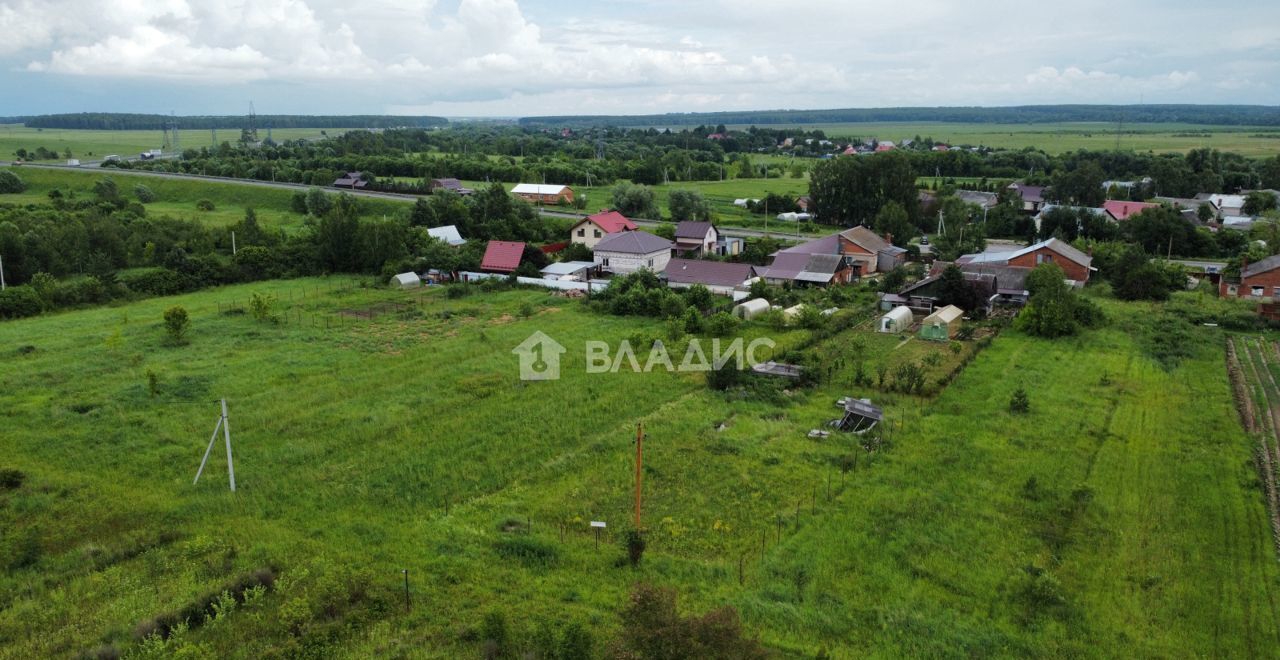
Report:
0,0,1277,118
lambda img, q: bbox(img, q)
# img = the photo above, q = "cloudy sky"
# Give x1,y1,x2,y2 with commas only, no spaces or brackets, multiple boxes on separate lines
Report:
1,0,1277,117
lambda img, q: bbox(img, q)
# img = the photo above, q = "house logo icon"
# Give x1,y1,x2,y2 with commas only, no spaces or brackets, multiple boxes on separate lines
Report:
512,331,566,381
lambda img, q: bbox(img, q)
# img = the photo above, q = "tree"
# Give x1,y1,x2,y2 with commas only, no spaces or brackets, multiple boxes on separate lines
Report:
611,583,768,660
0,171,27,194
872,201,915,245
304,187,333,217
1049,162,1105,207
93,177,120,203
163,306,190,344
1016,263,1100,338
409,198,436,227
1243,191,1278,216
937,264,980,311
314,196,362,271
668,189,712,222
809,151,918,227
612,183,661,219
1009,388,1030,414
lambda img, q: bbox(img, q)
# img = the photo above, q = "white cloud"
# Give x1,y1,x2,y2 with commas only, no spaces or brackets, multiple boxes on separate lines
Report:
0,0,1277,112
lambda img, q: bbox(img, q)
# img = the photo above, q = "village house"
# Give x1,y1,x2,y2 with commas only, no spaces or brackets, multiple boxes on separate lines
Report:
511,183,574,205
1206,194,1247,217
664,258,757,297
592,230,673,275
479,240,525,274
795,195,812,212
673,221,718,256
758,251,854,287
956,190,999,209
569,210,637,248
1220,256,1280,300
1102,200,1160,222
838,226,907,274
956,237,1094,283
428,178,473,196
1007,183,1047,213
333,171,369,189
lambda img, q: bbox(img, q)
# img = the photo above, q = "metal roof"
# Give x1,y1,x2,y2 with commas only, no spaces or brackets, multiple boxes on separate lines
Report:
512,183,571,195
665,258,755,288
541,261,595,276
674,221,715,239
427,225,466,246
480,240,525,272
593,230,673,255
580,210,637,234
843,398,884,421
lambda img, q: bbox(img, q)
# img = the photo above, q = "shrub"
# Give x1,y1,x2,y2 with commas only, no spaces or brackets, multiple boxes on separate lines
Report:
705,312,740,337
1010,388,1030,414
706,361,742,391
625,529,647,567
0,286,43,319
133,184,156,203
493,537,559,567
195,199,215,211
248,292,280,324
0,468,25,490
163,306,190,344
0,170,26,193
117,268,187,296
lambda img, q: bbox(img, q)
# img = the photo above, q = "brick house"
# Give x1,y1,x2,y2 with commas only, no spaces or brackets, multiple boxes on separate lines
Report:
1221,256,1280,299
957,238,1093,283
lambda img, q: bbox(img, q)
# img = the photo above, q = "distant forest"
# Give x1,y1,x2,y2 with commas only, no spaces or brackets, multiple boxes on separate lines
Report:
520,105,1280,127
1,113,449,130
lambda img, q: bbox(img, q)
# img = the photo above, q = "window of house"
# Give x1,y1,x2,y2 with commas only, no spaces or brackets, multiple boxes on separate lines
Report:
647,258,654,267
1252,286,1265,297
1273,286,1280,297
577,228,585,237
1228,284,1238,295
594,230,601,238
602,258,609,267
1037,253,1054,264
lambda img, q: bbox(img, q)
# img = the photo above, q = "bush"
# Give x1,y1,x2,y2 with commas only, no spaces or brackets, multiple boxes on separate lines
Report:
195,199,215,212
163,306,190,344
706,361,742,391
706,311,740,337
133,184,156,203
117,268,187,296
0,286,43,319
0,170,26,193
0,468,25,490
625,529,647,567
249,292,280,324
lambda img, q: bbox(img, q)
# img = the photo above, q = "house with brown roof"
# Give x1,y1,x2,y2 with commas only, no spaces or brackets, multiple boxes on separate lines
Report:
480,240,526,274
593,230,673,275
664,258,758,297
837,226,906,274
429,178,473,196
673,221,719,257
758,252,855,287
1007,183,1046,213
333,172,369,189
570,210,637,248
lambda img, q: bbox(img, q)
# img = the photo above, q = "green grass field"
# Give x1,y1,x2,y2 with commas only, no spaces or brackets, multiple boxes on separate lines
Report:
1,279,1277,657
690,122,1280,157
0,125,350,162
1,166,407,233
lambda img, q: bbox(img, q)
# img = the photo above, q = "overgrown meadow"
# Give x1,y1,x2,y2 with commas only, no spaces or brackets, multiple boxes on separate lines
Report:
1,277,1277,657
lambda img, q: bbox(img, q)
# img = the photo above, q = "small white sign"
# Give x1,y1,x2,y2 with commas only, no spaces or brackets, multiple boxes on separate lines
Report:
590,521,607,528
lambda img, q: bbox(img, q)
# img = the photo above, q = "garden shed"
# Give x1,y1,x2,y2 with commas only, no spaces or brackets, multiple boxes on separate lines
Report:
879,306,913,334
834,398,883,433
733,298,770,320
392,272,421,289
919,305,963,341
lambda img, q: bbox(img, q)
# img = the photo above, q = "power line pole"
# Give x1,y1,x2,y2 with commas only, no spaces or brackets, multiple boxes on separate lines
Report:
193,399,236,492
0,253,5,290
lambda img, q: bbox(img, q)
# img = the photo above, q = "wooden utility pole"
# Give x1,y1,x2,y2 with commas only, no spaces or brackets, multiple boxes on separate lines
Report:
634,422,644,528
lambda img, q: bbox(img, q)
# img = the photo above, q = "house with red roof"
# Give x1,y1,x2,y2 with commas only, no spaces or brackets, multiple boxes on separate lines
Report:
480,241,526,274
569,210,637,248
1103,200,1160,222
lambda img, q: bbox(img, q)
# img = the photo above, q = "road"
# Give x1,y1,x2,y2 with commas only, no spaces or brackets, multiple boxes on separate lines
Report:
0,162,822,241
